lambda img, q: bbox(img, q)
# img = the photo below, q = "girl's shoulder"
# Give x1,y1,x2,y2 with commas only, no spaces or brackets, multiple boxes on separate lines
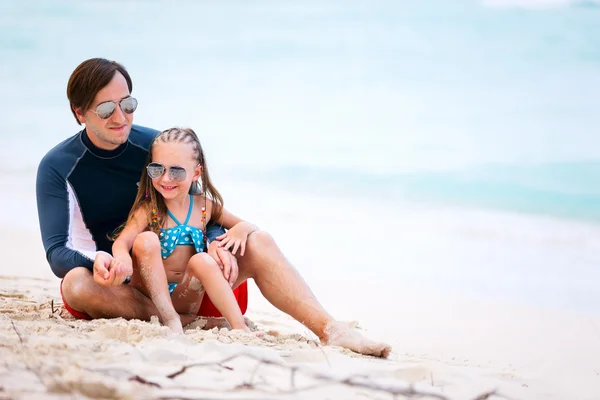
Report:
193,195,214,210
192,195,217,224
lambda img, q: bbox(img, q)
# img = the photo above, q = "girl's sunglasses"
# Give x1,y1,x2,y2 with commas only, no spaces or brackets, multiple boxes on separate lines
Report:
92,97,138,119
146,162,187,182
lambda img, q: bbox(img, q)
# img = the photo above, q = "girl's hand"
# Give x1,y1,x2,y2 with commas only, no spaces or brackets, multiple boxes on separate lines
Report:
215,222,258,256
109,256,133,285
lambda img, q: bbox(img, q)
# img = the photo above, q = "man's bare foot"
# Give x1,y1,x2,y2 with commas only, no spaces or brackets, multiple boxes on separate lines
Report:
322,321,391,358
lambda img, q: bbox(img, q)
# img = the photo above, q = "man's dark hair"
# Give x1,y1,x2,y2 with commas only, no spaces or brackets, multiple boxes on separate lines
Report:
66,58,133,125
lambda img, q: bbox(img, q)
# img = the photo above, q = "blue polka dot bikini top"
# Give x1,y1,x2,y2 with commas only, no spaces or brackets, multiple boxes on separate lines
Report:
159,195,205,259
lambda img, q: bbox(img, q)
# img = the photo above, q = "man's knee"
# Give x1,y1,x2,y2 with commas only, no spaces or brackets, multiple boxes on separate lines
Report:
242,231,279,276
247,230,275,252
132,231,160,256
62,267,94,308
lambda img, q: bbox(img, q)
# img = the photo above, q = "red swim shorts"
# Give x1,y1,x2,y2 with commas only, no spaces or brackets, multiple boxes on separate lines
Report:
60,280,248,320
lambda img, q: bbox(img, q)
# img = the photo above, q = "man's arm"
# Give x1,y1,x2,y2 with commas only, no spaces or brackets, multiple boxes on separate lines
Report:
36,158,94,278
205,222,240,286
205,222,226,243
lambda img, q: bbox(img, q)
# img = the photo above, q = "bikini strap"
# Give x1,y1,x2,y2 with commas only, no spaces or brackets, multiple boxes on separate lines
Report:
166,195,194,226
183,195,194,226
167,209,182,226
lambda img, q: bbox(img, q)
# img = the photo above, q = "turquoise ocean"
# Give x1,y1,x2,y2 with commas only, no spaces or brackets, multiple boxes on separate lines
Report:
1,0,599,314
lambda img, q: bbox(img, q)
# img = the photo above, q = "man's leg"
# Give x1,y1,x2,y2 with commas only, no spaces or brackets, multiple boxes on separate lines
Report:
234,231,391,358
61,267,159,320
61,265,198,326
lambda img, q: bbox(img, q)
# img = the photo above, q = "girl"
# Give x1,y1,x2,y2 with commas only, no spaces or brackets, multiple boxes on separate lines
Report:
111,127,258,334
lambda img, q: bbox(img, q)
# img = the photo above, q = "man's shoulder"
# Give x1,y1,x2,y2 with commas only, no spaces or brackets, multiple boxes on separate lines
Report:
128,125,160,151
39,130,86,174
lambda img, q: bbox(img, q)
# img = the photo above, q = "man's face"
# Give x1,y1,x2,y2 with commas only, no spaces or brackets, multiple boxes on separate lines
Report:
75,72,134,150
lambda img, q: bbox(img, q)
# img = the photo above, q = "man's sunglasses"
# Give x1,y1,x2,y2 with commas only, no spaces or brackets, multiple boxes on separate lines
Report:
146,162,188,182
92,97,138,119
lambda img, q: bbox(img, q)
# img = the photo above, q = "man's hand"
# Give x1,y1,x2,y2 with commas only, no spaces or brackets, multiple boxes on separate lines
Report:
93,252,133,286
93,251,114,286
208,240,239,287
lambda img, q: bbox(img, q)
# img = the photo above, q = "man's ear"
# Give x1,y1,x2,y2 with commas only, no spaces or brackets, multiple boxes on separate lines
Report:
73,106,86,124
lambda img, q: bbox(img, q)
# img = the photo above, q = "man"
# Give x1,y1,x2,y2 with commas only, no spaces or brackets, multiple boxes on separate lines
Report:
36,58,391,358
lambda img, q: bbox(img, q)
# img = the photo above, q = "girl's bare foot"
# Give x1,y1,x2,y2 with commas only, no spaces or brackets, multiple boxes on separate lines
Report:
163,315,184,334
201,316,256,331
229,316,253,333
180,313,200,326
323,321,391,358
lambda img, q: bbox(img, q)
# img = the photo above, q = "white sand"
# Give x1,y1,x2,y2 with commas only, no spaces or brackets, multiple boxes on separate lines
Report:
2,173,600,399
2,246,600,399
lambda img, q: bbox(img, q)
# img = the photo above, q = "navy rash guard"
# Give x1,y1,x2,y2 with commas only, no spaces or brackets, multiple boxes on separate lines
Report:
36,125,224,278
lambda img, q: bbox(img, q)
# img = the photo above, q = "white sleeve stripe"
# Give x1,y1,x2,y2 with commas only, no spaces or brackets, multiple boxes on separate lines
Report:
66,182,97,262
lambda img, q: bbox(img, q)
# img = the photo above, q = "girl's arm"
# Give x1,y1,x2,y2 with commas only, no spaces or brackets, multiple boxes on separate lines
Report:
212,203,259,256
110,207,149,275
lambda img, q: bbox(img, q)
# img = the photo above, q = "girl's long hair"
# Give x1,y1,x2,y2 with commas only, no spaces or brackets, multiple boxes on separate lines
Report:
114,127,223,238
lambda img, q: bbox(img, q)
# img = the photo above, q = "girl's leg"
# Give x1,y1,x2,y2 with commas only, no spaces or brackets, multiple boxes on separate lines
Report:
172,252,248,332
131,231,183,334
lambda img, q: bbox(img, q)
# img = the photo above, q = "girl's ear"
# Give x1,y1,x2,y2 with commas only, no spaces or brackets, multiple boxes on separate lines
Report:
193,165,202,181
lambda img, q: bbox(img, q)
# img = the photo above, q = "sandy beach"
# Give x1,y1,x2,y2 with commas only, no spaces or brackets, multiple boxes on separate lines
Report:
2,270,600,399
2,175,600,399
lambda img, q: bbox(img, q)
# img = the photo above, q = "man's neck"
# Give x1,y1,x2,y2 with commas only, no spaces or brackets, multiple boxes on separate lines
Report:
85,128,119,151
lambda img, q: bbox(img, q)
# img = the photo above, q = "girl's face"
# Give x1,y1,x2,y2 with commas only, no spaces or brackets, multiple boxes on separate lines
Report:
149,142,201,201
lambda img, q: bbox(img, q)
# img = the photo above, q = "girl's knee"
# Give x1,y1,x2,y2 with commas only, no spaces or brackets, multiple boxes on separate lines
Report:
132,231,161,255
188,253,219,276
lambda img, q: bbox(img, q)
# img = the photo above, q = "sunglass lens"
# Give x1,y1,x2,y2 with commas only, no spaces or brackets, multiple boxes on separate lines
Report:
147,163,165,179
96,102,116,119
169,166,187,182
120,97,138,114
